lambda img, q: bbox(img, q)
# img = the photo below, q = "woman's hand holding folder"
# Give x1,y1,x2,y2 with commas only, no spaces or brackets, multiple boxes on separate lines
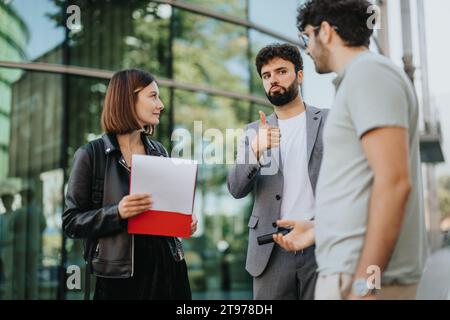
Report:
118,193,153,220
190,213,198,236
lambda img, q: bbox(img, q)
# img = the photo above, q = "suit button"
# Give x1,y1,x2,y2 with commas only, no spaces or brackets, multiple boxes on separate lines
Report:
276,195,281,200
313,117,319,120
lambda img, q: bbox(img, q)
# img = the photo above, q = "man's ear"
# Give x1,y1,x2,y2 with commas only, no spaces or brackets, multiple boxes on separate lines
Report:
297,70,304,85
318,21,333,45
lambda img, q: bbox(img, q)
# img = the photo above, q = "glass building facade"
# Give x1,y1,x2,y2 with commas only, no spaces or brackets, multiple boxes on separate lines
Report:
0,0,330,300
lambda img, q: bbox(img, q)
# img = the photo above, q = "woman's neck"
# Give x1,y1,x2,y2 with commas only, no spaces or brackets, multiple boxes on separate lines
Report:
117,130,143,149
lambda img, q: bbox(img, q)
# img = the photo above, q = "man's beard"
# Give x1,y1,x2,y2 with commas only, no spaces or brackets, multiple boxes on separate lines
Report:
265,78,299,107
312,40,332,74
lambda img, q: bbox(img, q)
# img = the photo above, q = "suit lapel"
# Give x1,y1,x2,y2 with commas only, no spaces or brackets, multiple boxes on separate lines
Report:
306,104,322,164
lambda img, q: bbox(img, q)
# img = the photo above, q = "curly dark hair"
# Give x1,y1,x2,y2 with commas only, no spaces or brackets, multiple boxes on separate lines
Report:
297,0,374,47
255,43,303,77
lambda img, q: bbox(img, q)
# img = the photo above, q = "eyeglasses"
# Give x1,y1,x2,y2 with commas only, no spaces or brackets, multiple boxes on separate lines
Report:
298,25,339,48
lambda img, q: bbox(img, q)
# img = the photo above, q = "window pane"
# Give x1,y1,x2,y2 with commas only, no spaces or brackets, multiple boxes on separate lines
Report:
184,0,247,19
0,69,64,300
0,0,64,63
249,0,301,39
173,9,250,94
60,0,171,76
173,90,253,299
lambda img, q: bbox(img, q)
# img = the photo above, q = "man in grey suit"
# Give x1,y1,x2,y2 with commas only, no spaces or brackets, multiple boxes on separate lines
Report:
227,43,328,300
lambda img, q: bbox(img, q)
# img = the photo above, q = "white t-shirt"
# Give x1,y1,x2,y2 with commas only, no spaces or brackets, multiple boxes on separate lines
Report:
278,112,315,221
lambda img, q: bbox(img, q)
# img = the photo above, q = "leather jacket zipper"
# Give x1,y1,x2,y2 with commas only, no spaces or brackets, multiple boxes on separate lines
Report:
119,157,131,173
131,234,135,277
118,158,134,277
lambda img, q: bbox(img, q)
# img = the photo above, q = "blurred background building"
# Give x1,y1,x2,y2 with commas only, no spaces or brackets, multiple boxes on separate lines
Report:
375,0,447,250
0,0,448,300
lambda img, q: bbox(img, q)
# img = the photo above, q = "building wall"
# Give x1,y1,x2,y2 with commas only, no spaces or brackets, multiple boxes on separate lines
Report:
0,0,331,300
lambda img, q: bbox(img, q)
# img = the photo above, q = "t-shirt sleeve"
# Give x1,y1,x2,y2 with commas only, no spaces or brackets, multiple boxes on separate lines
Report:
346,61,410,139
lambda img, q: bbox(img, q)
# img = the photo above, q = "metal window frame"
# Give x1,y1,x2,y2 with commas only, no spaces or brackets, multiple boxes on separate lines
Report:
151,0,303,47
0,60,271,106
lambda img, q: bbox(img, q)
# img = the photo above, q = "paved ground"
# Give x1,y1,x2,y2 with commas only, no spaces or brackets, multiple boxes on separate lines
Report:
416,247,450,300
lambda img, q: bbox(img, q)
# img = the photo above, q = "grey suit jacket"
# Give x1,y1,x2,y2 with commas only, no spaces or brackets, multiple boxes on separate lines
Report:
227,104,329,277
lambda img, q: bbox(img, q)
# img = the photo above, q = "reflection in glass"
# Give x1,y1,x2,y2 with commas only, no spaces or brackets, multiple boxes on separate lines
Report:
0,71,63,299
173,3,250,94
249,0,301,40
184,0,247,19
3,0,63,62
40,0,171,75
0,2,28,62
174,90,253,299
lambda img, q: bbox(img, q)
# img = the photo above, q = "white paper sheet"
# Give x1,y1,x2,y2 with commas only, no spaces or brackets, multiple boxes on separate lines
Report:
130,155,198,215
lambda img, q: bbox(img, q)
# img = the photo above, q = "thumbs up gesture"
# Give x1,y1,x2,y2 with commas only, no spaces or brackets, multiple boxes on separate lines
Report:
251,111,281,160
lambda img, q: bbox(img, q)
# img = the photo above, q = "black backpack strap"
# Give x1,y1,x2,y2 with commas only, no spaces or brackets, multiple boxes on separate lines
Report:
90,138,106,208
84,138,105,300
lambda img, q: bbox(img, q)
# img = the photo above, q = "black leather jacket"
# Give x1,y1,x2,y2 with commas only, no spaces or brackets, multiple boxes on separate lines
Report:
63,133,184,278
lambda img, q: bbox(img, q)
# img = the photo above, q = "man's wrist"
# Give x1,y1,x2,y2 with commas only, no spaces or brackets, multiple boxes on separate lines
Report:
351,278,370,297
350,277,378,298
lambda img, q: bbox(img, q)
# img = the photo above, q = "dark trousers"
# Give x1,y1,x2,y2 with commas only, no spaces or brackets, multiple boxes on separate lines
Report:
253,245,318,300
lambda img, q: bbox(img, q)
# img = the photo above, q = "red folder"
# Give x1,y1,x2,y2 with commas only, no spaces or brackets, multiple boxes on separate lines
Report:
128,210,192,238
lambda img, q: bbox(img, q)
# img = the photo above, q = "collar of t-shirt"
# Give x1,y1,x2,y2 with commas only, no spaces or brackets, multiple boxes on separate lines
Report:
333,50,373,90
